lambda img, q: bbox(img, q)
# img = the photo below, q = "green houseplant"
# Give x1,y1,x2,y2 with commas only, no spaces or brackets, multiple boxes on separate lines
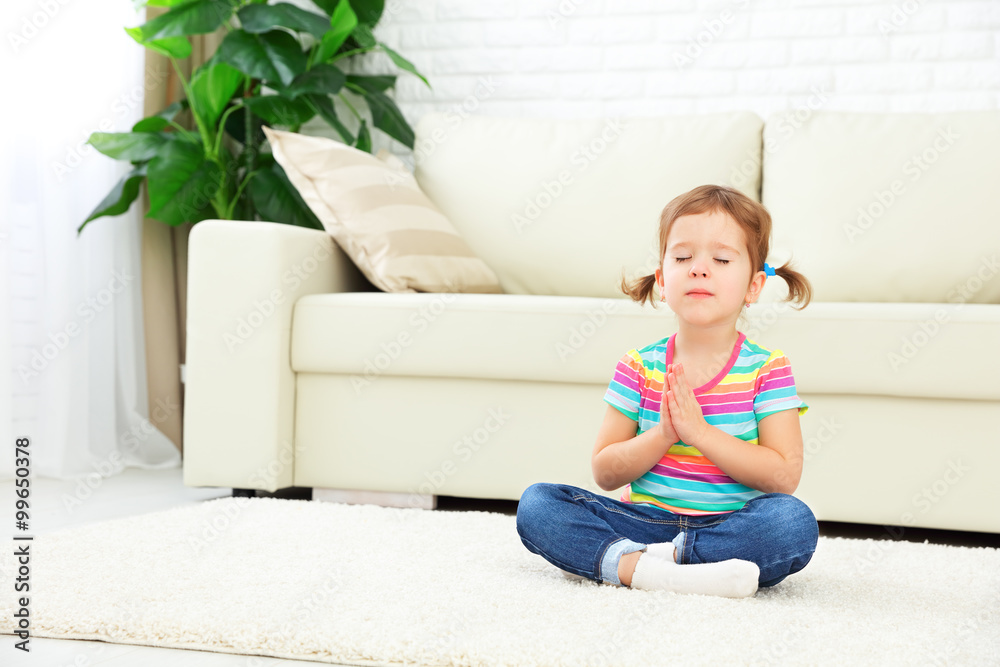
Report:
78,0,429,235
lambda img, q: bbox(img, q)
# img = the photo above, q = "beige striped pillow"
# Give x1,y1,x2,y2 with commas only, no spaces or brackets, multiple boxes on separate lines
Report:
263,127,503,294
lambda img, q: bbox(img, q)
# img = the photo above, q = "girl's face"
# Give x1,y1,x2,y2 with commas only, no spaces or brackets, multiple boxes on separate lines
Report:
655,209,762,327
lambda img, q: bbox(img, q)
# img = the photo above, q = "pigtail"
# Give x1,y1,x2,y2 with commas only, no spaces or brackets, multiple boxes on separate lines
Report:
773,260,812,310
620,270,660,308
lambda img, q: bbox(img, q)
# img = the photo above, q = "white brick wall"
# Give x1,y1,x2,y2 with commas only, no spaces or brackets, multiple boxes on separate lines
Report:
304,0,1000,159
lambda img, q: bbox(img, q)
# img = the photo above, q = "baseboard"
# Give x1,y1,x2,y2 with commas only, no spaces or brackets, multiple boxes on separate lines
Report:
313,487,437,510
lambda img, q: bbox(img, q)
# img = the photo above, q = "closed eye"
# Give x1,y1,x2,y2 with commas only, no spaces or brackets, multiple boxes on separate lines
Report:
674,257,731,264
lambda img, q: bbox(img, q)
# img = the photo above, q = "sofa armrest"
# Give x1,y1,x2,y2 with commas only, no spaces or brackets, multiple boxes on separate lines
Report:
182,220,372,492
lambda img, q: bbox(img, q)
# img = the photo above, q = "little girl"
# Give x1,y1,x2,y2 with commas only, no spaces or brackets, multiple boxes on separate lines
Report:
516,184,819,598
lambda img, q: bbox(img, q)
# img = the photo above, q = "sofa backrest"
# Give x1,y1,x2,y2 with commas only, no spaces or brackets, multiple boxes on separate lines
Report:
761,110,1000,305
413,112,764,298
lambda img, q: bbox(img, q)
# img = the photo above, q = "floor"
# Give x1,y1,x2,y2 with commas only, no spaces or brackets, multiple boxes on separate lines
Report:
2,467,997,666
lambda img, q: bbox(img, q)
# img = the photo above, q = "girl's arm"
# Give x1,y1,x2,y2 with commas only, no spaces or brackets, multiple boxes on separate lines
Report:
684,409,804,495
665,363,804,495
591,405,674,492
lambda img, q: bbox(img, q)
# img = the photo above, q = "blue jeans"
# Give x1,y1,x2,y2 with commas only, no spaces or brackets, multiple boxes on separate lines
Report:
515,482,819,588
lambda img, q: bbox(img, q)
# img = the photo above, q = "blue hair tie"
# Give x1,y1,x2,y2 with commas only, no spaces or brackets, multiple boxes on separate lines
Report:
763,263,776,277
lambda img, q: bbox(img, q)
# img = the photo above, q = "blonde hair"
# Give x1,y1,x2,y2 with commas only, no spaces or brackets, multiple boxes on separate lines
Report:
620,184,812,310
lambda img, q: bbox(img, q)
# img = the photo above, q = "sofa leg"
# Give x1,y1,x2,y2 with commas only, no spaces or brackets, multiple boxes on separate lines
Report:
232,488,256,498
313,487,437,510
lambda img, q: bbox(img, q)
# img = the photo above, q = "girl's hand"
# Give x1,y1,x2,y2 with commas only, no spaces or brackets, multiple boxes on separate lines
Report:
657,364,681,447
665,363,711,447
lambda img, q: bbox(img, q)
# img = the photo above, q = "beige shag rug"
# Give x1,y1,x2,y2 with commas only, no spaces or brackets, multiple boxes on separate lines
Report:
1,497,998,666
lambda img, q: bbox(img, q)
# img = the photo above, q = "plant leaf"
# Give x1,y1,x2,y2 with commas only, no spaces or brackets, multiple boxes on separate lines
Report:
132,101,187,133
133,0,234,42
364,90,414,149
380,43,430,88
314,0,357,63
243,96,316,127
351,23,376,49
146,0,196,6
312,0,381,25
237,3,330,40
189,61,244,129
146,141,222,225
345,74,395,93
284,64,346,98
77,165,148,234
125,27,192,59
88,132,170,161
224,105,265,145
304,94,353,143
217,29,308,87
350,0,383,25
250,161,323,229
353,119,371,152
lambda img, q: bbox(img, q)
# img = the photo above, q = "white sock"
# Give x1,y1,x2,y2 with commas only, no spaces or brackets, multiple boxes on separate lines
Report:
630,550,760,598
644,541,677,563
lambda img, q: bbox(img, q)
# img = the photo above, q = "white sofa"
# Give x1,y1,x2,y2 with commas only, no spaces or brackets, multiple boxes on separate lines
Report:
183,110,1000,534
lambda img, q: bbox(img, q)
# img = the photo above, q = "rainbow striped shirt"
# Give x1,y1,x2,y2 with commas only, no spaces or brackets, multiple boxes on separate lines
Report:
603,331,808,516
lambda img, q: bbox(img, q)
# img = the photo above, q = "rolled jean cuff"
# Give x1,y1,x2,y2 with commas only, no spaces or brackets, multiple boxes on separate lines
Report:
599,538,647,586
672,531,689,564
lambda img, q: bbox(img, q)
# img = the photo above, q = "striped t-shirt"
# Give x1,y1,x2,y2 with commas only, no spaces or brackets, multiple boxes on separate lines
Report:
603,331,808,516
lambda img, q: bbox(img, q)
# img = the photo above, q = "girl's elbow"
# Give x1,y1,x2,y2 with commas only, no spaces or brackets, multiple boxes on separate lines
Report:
771,467,801,495
591,464,616,492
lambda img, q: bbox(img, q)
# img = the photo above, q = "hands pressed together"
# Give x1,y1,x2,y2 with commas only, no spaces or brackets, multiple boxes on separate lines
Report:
657,363,711,449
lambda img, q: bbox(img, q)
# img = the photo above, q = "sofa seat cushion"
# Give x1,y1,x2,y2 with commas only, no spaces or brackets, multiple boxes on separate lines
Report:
291,295,999,401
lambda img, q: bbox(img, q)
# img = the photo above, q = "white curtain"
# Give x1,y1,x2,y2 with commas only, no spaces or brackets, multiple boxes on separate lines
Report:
0,1,181,480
